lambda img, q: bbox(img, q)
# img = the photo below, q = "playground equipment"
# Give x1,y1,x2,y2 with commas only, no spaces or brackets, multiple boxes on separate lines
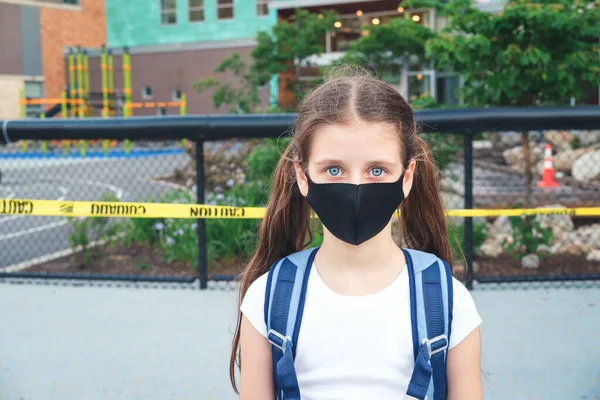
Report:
19,45,187,120
14,45,187,158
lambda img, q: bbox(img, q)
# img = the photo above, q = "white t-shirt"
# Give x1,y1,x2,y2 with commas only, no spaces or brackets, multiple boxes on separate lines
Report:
240,263,482,400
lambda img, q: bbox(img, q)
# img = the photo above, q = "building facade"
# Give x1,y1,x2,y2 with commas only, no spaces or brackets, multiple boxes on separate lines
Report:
101,0,275,115
2,0,596,119
269,0,510,109
0,0,105,119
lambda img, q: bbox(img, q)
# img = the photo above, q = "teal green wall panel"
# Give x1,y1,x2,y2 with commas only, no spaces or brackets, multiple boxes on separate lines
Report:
106,0,274,48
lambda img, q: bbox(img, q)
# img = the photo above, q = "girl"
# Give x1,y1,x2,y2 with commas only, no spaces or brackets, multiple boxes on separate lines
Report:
231,70,483,400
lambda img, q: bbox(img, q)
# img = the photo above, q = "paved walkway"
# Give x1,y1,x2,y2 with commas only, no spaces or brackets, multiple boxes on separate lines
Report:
0,281,598,400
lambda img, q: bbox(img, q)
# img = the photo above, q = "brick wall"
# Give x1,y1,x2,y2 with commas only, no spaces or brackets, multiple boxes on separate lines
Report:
40,0,106,99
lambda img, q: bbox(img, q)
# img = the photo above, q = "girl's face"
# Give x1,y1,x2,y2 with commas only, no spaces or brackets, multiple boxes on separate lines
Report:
295,120,416,197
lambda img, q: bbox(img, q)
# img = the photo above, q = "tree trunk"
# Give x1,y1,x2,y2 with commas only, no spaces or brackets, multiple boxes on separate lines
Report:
521,130,533,208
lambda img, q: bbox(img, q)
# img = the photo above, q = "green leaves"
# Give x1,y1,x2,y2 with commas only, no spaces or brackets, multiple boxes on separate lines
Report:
422,0,600,107
193,53,261,114
343,17,435,70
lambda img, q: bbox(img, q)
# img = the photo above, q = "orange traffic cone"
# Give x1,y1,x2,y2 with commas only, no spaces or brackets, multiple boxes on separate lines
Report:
537,143,560,188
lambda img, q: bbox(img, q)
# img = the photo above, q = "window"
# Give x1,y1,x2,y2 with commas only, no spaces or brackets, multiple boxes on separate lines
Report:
142,86,153,100
405,10,432,28
407,72,432,103
161,0,177,25
329,16,363,52
189,0,204,22
172,89,182,101
256,0,270,16
436,75,460,107
24,81,44,118
62,0,80,5
217,0,233,20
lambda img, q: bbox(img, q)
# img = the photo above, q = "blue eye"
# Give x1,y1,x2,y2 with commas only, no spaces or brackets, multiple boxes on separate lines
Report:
327,167,341,176
371,168,384,177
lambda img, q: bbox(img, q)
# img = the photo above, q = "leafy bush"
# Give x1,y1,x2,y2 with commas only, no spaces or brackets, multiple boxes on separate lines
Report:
159,217,199,267
245,138,291,194
67,192,120,264
502,206,553,260
120,217,164,247
447,219,488,263
205,183,263,264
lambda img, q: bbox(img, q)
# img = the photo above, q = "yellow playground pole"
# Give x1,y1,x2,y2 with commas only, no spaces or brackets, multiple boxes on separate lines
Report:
61,91,68,118
180,93,188,147
40,112,48,155
122,47,132,153
101,45,109,118
107,49,114,116
83,49,90,116
122,47,132,117
68,48,76,117
180,93,187,115
76,46,84,118
19,88,26,119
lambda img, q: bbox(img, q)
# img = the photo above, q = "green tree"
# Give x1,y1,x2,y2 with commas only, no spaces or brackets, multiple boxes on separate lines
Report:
251,9,338,102
342,17,435,76
195,9,338,111
193,53,262,114
405,0,600,206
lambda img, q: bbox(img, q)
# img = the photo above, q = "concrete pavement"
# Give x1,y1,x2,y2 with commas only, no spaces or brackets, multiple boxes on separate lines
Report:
1,281,598,400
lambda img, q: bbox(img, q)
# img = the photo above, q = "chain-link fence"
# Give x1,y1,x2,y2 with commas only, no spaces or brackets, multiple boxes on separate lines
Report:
449,130,600,285
1,111,599,288
0,139,192,278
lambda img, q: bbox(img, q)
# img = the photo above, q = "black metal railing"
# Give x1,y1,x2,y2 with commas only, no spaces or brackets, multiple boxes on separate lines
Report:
1,106,599,289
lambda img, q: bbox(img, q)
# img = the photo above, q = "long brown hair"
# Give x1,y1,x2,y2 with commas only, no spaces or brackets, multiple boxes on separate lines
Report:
229,68,453,392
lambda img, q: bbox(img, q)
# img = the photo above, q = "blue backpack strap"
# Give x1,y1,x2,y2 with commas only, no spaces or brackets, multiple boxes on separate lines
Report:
402,248,454,400
264,247,318,400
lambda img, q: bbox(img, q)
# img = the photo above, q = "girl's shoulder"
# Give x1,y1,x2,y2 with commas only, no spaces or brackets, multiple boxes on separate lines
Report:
239,271,270,338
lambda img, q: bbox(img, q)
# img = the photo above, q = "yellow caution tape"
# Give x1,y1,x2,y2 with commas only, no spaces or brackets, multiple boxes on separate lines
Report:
1,199,600,219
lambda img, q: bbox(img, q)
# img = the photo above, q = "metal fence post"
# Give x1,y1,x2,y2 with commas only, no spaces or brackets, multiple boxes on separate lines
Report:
464,132,474,290
195,139,208,289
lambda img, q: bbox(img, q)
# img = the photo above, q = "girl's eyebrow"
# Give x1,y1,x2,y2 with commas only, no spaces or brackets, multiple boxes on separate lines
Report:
313,158,345,166
367,158,401,166
313,158,401,166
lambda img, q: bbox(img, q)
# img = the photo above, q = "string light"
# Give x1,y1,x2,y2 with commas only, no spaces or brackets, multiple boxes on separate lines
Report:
334,21,342,28
318,13,324,19
412,15,421,22
372,17,380,25
356,10,363,16
397,7,405,12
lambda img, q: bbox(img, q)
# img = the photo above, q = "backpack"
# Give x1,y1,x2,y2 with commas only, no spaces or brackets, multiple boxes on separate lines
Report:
264,247,454,400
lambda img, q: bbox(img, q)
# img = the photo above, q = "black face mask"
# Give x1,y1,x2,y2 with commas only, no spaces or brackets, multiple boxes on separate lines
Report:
305,174,406,246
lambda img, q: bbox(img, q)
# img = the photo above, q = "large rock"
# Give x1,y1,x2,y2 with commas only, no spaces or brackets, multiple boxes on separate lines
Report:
441,175,465,196
544,130,575,151
551,224,600,255
442,192,464,210
572,150,600,182
521,254,540,269
535,148,592,175
576,130,600,147
491,131,523,148
480,238,503,257
587,250,600,262
502,144,544,170
535,204,575,240
489,216,512,243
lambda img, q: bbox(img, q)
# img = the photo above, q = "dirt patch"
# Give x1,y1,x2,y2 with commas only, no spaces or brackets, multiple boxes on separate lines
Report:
25,244,246,279
452,253,600,281
22,244,600,282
